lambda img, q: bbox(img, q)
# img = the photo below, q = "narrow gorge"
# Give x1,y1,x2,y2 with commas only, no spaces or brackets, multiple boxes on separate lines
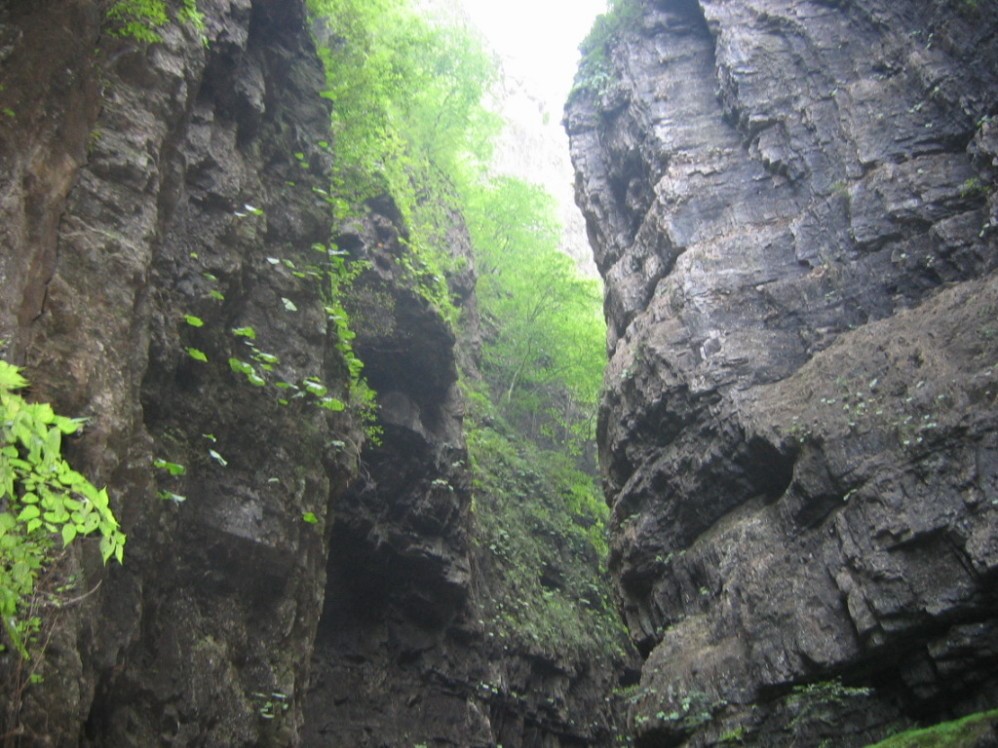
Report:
0,0,995,747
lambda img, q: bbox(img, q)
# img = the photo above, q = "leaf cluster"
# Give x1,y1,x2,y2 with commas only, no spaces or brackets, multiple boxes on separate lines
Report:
0,361,124,658
106,0,204,44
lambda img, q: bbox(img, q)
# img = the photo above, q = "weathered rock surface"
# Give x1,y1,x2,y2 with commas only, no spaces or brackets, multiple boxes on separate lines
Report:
1,1,358,744
302,205,625,747
567,0,998,744
1,1,625,746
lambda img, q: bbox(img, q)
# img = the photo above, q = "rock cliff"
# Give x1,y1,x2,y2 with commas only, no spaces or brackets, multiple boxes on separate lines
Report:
567,0,998,744
2,0,360,744
0,0,621,745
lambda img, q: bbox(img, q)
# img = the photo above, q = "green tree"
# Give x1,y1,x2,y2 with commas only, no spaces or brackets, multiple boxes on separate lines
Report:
464,177,605,453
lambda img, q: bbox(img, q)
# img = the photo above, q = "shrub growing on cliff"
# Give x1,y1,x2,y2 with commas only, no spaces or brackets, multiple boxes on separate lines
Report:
571,0,643,99
308,0,499,318
106,0,204,43
0,361,125,658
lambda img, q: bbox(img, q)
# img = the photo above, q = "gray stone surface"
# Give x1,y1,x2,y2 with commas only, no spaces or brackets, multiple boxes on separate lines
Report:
567,0,998,744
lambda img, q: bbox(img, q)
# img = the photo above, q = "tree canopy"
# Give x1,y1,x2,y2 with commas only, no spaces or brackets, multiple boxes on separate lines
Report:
308,0,607,453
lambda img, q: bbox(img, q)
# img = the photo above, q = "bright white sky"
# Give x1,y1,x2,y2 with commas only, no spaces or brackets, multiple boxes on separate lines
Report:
459,0,608,104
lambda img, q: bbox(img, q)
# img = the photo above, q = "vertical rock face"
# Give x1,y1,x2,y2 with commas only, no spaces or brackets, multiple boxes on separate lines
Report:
1,1,359,744
302,210,625,747
301,209,491,747
567,0,998,744
1,2,621,746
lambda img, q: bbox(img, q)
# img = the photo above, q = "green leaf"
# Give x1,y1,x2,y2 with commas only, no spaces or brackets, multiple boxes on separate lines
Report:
99,536,113,563
319,397,346,412
158,491,186,503
281,297,298,312
61,524,78,547
54,416,85,435
186,347,208,363
208,449,227,467
184,314,205,328
91,488,110,511
153,458,186,477
16,505,40,522
228,358,255,376
232,326,257,339
304,381,328,397
209,290,225,301
302,512,319,525
0,361,28,390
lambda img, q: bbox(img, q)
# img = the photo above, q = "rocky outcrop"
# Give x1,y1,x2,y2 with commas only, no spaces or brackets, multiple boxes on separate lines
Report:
300,206,489,747
567,0,998,744
1,1,359,744
302,205,626,747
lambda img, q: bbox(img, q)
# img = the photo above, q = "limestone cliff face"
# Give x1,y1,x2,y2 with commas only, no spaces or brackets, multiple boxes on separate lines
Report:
0,1,619,746
0,1,356,744
302,210,624,747
567,0,998,744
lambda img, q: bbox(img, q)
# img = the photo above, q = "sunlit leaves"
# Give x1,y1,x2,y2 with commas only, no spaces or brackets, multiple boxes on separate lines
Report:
463,177,606,452
153,458,186,476
0,363,125,657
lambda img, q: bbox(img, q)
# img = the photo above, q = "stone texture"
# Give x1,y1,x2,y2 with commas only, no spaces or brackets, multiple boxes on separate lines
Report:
566,0,998,744
1,1,359,744
302,204,625,748
1,0,626,745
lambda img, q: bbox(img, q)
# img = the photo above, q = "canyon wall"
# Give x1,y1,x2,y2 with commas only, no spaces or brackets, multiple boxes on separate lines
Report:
567,0,998,745
0,0,620,745
1,0,360,743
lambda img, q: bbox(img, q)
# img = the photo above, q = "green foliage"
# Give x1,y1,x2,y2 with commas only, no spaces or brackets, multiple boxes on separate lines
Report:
865,710,998,748
307,0,618,668
466,391,623,661
464,177,605,454
308,0,500,319
106,0,204,44
0,361,125,658
572,0,643,99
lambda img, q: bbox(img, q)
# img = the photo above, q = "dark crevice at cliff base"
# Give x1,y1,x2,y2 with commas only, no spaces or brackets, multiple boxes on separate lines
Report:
568,0,998,744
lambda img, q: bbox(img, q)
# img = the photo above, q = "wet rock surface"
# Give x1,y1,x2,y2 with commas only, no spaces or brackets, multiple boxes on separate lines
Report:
567,0,998,744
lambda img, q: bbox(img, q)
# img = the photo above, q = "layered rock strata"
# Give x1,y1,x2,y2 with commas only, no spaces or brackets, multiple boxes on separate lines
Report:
1,1,358,744
1,1,624,745
567,0,998,744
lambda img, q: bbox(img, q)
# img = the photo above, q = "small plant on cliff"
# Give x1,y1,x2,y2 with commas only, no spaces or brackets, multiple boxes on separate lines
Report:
106,0,204,44
571,0,643,99
0,361,125,659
